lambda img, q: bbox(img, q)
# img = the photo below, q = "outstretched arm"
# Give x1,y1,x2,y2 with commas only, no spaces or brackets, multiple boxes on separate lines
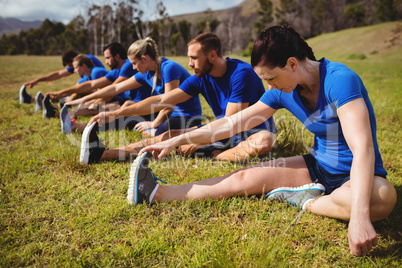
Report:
139,101,276,160
134,79,180,132
337,98,377,256
88,87,192,126
47,77,112,100
24,68,72,88
65,76,140,106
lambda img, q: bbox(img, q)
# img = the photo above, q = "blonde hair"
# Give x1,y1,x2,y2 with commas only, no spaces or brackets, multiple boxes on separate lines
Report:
128,38,160,93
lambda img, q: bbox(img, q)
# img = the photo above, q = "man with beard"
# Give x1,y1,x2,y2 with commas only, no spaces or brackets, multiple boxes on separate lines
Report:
83,32,276,163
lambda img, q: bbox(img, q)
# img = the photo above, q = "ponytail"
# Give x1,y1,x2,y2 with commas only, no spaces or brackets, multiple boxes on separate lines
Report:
128,37,160,93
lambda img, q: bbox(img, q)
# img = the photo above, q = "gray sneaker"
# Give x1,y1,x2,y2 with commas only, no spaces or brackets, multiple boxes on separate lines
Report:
265,183,325,210
127,152,166,205
35,91,44,111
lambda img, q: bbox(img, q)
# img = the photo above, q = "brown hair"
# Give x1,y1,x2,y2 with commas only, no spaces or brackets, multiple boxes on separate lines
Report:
188,32,222,57
73,54,95,68
62,50,78,66
251,25,316,69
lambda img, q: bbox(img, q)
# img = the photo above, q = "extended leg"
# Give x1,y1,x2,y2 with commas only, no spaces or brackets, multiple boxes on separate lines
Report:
153,155,312,202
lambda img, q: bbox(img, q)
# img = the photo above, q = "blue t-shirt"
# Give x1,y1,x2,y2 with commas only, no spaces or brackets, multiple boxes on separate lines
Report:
134,57,202,118
120,59,152,102
77,66,109,84
105,59,152,100
259,58,386,175
66,54,105,73
105,68,129,99
105,69,120,82
119,59,136,78
179,58,276,132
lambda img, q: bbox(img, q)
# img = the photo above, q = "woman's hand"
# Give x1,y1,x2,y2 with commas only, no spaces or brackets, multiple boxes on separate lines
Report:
24,81,37,88
139,137,181,161
65,98,85,106
134,121,154,132
348,216,378,256
88,110,117,126
47,91,61,100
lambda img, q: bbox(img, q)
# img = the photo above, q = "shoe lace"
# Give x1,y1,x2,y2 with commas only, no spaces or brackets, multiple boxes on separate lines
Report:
149,168,167,184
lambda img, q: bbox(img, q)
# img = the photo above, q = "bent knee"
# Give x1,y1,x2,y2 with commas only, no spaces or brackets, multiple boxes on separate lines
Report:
372,178,397,221
247,131,276,154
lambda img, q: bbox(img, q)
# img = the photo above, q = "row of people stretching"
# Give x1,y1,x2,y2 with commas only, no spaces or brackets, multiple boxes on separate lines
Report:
19,26,396,257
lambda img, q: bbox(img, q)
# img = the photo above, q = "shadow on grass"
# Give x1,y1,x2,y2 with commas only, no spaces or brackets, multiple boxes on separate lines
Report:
371,184,402,259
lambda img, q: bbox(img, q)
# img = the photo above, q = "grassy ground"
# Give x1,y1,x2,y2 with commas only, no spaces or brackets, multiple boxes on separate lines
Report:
1,22,401,267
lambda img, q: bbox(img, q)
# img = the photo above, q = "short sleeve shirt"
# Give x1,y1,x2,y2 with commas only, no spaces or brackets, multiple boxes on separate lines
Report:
134,57,202,118
259,58,386,175
67,54,105,73
179,58,276,132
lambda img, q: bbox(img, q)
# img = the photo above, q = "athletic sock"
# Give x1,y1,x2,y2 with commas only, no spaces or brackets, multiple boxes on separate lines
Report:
149,184,159,204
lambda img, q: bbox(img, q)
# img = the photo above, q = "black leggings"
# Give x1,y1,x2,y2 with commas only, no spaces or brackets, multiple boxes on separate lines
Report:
99,113,157,132
155,116,202,136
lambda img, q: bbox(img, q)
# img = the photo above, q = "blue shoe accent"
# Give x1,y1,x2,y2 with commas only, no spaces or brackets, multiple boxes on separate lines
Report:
127,152,167,205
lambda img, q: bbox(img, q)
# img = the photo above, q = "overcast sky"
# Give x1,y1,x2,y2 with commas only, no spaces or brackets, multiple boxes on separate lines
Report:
1,0,244,24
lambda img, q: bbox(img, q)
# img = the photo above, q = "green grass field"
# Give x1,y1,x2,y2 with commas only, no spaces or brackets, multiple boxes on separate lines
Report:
1,22,401,267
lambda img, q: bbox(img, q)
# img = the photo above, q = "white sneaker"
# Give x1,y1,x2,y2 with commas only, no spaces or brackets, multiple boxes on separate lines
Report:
265,183,325,210
79,122,105,164
35,91,44,111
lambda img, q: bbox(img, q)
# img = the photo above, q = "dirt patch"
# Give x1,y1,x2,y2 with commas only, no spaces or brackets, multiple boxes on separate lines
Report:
377,23,402,53
384,23,402,48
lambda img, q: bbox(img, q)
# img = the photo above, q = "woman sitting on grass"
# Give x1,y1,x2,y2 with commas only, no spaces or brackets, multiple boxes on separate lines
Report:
130,25,397,257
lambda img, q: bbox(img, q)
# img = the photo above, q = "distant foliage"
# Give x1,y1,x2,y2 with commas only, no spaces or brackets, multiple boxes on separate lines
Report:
0,0,401,56
345,3,367,27
255,0,274,34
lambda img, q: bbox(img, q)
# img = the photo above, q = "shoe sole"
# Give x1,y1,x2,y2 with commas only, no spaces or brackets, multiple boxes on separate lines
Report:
35,92,43,111
60,105,71,134
19,85,26,104
42,95,49,119
127,152,149,205
80,121,97,164
266,183,325,197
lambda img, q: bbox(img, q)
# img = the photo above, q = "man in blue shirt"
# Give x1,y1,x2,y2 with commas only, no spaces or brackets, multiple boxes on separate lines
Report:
19,50,105,105
86,32,277,163
47,43,142,104
53,43,152,133
42,54,109,118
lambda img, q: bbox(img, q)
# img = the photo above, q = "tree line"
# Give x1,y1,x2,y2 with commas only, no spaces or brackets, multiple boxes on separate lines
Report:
0,0,400,57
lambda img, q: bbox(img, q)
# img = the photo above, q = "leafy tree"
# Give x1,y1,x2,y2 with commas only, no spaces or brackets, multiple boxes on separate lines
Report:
114,0,138,45
178,20,192,44
275,0,299,26
376,0,398,21
345,3,367,26
196,9,220,33
255,0,273,34
152,0,173,55
61,15,90,53
170,31,181,56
